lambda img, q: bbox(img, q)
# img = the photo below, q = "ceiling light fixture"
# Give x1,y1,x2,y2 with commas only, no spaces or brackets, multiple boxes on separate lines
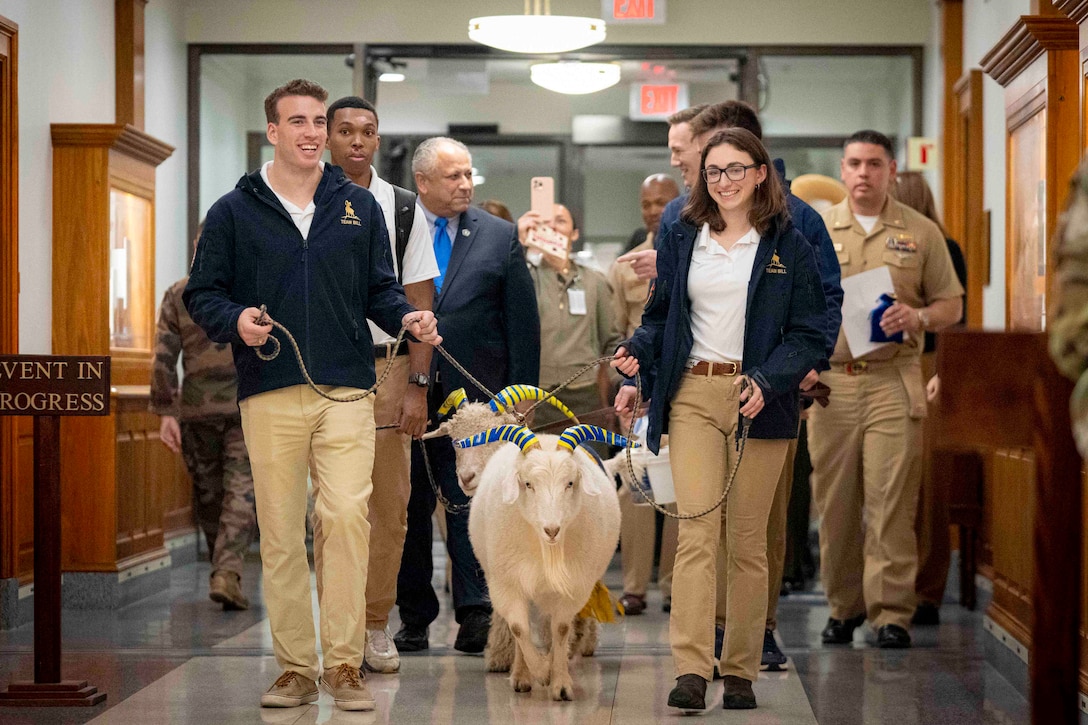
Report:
378,72,406,83
468,0,606,54
531,61,621,95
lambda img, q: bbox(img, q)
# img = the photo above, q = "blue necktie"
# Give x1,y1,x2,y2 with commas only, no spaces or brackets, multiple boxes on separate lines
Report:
433,217,451,293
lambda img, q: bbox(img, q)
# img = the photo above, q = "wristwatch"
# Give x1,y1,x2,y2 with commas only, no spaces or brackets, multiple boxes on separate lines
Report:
916,308,930,331
408,372,430,388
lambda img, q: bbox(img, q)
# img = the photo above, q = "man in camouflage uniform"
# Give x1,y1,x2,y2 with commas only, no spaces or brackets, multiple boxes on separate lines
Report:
151,261,257,610
1052,159,1088,456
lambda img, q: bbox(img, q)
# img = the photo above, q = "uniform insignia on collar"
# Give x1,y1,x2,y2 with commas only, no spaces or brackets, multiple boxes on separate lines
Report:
885,234,916,252
341,200,361,226
461,228,470,237
765,251,787,274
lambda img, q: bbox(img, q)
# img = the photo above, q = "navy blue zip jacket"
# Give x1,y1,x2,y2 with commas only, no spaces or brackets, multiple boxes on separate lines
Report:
659,162,842,368
183,164,414,402
625,216,827,453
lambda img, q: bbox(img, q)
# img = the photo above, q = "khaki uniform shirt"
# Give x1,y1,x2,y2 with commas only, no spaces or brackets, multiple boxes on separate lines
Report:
823,197,964,364
608,234,653,338
150,277,240,420
530,262,624,390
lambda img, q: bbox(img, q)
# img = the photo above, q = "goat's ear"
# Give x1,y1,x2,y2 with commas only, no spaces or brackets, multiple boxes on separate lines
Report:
501,472,520,505
580,466,603,497
420,422,451,440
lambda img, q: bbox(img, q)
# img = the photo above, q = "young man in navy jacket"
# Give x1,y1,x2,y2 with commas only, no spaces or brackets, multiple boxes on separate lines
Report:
185,79,439,713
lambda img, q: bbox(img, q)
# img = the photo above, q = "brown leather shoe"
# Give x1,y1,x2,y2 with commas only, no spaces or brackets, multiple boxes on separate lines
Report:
618,593,647,616
320,663,375,712
722,675,757,709
209,570,249,610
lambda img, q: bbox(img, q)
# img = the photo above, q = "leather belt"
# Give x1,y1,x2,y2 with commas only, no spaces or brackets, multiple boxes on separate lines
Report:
373,341,408,358
686,360,741,377
833,359,897,376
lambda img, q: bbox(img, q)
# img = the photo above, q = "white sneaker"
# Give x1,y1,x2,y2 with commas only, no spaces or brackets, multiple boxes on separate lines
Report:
364,626,401,673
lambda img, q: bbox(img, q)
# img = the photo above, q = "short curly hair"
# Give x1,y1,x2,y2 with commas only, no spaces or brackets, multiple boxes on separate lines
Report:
264,79,328,124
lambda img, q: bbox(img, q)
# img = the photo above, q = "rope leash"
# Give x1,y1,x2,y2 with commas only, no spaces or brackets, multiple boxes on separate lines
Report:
253,306,748,520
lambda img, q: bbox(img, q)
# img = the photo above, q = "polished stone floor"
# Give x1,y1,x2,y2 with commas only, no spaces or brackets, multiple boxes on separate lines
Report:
0,546,1028,724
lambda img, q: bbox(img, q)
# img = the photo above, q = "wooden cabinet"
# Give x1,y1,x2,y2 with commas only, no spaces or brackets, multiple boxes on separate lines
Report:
49,124,181,575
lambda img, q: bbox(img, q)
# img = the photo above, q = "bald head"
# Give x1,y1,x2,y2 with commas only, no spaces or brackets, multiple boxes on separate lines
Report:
640,174,681,235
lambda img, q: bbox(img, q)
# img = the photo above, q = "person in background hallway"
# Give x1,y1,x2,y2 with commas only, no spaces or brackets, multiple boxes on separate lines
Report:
185,79,440,712
151,226,257,612
395,137,540,656
613,128,826,711
608,173,681,615
323,95,439,674
669,100,844,672
811,130,963,651
891,170,967,627
516,202,622,430
479,198,513,222
620,174,681,254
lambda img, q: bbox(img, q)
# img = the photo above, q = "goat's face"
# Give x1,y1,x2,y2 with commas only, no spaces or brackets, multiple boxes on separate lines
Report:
505,450,602,546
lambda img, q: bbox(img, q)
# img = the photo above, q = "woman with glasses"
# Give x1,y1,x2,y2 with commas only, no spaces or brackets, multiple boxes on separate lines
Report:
612,128,826,712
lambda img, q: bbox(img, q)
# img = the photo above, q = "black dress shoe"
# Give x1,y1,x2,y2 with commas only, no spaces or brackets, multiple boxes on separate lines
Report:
454,609,490,653
662,596,672,613
722,675,757,709
618,593,646,616
877,624,911,649
911,602,940,626
821,613,866,644
393,624,429,652
667,674,707,711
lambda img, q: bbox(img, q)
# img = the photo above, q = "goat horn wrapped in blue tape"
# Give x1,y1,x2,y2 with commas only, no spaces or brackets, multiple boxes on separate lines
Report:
453,424,540,453
437,388,468,418
489,385,579,422
556,424,638,454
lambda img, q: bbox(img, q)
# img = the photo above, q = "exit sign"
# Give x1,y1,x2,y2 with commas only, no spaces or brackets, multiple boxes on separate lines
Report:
630,83,688,121
605,0,666,24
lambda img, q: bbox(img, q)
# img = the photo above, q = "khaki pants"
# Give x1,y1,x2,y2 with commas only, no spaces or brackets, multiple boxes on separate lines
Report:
809,362,924,631
915,352,950,607
240,384,376,682
668,374,788,682
618,484,678,598
717,433,797,631
364,354,412,629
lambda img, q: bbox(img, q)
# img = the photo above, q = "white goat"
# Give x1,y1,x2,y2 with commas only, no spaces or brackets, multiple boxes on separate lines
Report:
458,423,623,700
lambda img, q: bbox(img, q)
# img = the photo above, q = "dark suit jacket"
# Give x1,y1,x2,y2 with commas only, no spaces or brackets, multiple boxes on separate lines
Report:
429,206,540,402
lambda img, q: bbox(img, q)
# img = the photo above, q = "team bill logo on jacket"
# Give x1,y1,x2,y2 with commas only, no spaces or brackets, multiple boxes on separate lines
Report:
341,200,361,226
765,251,787,274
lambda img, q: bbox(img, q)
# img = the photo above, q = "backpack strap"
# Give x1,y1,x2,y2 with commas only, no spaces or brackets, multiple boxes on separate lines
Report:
391,184,417,283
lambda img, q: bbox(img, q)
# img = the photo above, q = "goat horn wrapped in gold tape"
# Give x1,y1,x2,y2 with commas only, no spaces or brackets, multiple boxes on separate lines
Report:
453,424,540,453
556,424,638,454
437,388,468,418
489,385,579,422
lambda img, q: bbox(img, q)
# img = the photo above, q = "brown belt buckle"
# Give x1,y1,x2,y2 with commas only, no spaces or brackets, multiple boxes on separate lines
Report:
844,361,869,375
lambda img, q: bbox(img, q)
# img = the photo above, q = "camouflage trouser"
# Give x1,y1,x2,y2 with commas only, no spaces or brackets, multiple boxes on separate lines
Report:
181,416,257,576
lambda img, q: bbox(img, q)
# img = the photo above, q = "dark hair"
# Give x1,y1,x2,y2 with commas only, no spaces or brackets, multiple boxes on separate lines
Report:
845,129,894,158
326,95,379,128
892,171,947,237
556,203,580,232
264,79,328,124
479,199,513,222
667,104,708,127
681,128,788,235
690,100,762,141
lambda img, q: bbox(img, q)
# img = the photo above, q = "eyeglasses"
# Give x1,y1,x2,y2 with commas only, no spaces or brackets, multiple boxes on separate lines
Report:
702,164,760,183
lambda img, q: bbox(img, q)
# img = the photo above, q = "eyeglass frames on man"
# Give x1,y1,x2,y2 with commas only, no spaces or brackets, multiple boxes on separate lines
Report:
702,163,760,184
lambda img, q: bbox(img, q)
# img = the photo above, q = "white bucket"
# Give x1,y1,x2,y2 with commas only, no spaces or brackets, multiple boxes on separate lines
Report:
644,447,675,505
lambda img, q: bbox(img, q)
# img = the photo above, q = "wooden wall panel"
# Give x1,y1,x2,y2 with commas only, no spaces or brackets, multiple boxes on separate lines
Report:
13,417,31,580
114,394,165,564
0,14,18,583
989,447,1035,646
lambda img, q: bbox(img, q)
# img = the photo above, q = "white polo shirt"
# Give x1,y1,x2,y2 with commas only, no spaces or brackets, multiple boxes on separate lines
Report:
365,167,439,345
687,223,760,364
261,161,319,240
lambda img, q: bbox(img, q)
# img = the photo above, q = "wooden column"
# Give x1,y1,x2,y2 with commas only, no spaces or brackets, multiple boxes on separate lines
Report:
940,0,964,241
115,0,147,131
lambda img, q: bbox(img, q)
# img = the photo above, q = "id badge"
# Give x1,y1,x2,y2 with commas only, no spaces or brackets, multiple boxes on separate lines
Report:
567,289,587,315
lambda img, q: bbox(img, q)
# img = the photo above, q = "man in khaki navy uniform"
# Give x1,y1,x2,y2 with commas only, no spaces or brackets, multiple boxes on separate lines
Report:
810,130,963,649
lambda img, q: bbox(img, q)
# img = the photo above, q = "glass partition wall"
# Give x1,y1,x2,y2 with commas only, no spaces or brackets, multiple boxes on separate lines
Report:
192,44,921,267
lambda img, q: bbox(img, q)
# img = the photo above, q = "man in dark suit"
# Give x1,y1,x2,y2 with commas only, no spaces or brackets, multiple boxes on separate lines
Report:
394,137,540,654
